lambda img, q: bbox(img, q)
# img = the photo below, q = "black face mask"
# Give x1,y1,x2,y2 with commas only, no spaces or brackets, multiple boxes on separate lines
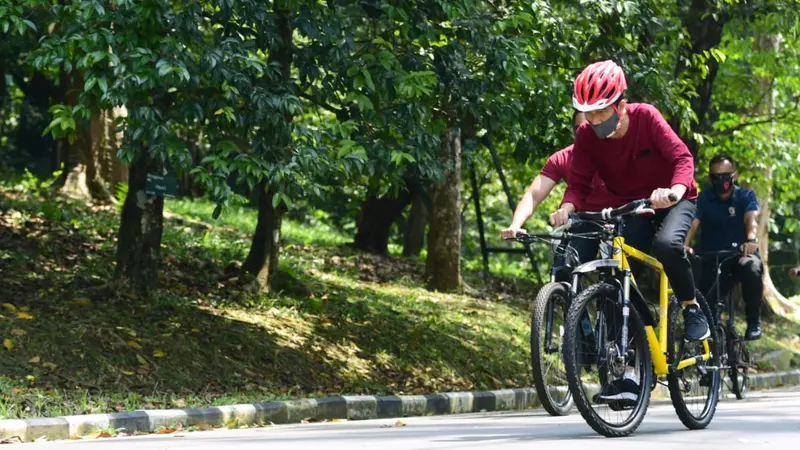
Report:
590,111,619,138
710,174,734,194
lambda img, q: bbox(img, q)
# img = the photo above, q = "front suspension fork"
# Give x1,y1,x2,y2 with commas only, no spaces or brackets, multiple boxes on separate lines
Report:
618,270,633,365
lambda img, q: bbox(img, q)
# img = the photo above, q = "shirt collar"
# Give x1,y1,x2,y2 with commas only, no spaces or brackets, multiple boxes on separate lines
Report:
710,185,740,203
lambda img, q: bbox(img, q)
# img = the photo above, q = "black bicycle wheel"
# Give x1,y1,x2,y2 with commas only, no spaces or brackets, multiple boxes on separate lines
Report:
564,283,652,437
667,291,720,430
530,282,573,416
729,337,750,400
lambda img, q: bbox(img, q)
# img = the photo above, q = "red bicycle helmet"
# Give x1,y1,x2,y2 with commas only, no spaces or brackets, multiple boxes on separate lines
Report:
573,60,627,112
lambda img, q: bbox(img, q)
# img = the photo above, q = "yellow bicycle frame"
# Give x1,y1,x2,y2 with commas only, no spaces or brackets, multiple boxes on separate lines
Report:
611,236,711,376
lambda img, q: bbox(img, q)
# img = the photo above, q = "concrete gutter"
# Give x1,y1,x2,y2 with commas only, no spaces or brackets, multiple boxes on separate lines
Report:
2,369,798,442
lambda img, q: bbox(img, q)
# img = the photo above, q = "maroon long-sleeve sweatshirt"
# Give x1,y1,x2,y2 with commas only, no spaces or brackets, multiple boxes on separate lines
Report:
562,103,698,211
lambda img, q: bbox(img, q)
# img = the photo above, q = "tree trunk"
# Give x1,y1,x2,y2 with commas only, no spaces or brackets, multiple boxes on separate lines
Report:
115,146,165,293
753,33,798,317
57,74,114,203
669,0,728,154
59,110,114,203
102,105,129,193
754,179,792,316
12,70,61,176
353,191,411,255
403,182,429,257
243,181,282,293
241,4,293,293
425,127,463,292
60,74,113,201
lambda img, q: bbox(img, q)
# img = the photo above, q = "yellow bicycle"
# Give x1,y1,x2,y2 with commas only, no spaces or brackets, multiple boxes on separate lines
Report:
561,198,720,437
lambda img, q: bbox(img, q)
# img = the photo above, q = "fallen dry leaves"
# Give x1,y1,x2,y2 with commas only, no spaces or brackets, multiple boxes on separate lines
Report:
381,420,407,428
157,424,184,434
84,430,112,439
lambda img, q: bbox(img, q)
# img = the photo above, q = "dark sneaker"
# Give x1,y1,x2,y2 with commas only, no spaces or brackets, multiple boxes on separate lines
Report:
593,373,640,405
745,325,762,341
683,305,711,341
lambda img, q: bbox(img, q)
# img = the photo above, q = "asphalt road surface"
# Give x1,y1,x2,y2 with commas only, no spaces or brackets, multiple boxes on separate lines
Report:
23,389,800,449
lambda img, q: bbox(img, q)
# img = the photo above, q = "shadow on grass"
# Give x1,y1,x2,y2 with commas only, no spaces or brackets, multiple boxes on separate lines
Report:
273,271,533,395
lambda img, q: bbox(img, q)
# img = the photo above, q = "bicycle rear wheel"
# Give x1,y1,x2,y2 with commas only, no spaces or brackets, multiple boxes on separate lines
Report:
729,337,750,399
564,283,652,437
667,291,720,430
530,282,573,416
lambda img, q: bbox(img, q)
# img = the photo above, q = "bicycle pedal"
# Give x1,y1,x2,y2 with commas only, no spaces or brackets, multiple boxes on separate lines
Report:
607,400,635,411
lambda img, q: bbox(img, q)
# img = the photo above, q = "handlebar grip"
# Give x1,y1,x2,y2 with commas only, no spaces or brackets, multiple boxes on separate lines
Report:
668,193,678,202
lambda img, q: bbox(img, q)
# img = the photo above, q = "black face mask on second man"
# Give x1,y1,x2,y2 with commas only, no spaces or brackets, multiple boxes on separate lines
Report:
710,173,734,194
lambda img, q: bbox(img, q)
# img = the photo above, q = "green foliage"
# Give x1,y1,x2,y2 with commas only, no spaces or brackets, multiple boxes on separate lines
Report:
0,2,39,36
695,12,800,291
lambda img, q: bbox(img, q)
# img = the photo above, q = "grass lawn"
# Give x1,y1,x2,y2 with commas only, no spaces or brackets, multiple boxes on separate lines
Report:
0,180,539,419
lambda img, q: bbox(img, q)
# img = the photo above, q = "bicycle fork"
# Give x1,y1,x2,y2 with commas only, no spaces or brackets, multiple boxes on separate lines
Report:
619,270,632,356
572,273,598,359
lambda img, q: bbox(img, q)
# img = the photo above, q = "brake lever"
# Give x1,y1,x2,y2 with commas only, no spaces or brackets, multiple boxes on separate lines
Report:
633,203,655,216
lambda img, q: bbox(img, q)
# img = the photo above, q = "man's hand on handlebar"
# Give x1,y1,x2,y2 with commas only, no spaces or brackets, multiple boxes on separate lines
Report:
683,245,694,256
550,203,575,227
649,188,679,209
741,241,758,256
501,226,526,241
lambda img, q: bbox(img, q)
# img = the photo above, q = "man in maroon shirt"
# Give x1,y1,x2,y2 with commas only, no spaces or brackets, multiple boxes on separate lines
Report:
550,60,707,404
503,111,616,268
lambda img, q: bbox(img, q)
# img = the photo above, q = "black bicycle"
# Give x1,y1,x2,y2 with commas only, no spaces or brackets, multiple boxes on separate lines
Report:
505,227,602,416
691,246,754,400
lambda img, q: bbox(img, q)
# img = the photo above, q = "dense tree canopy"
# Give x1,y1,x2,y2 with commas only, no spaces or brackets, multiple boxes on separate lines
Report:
2,0,800,298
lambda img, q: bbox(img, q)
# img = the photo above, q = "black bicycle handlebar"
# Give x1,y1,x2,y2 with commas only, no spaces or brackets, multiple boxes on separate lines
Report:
570,194,678,222
689,241,745,259
692,249,742,259
505,194,679,244
503,230,605,245
502,231,565,244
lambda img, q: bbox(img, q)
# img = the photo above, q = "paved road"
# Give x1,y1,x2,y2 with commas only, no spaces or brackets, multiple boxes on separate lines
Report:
25,390,800,449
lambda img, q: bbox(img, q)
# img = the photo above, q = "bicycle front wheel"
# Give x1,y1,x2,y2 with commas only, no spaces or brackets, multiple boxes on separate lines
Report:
564,283,652,437
531,282,573,416
729,337,751,399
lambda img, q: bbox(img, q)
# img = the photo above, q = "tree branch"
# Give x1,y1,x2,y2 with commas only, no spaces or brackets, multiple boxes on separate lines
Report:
297,91,346,118
707,95,800,137
752,78,777,113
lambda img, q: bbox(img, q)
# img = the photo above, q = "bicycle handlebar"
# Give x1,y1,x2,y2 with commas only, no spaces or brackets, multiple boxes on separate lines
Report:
503,231,565,244
570,194,678,223
691,249,742,259
688,245,745,268
504,194,679,245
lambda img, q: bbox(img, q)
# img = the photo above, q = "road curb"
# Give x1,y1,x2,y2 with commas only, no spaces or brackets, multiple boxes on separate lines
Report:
2,369,799,442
